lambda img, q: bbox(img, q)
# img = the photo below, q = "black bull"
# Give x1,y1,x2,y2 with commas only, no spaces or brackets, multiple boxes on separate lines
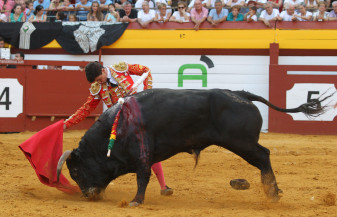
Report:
57,88,331,205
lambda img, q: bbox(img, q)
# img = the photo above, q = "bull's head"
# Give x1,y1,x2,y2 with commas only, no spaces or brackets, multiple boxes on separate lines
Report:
57,149,112,201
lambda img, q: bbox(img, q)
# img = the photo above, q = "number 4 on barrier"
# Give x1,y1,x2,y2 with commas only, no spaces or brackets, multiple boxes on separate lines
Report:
0,87,11,110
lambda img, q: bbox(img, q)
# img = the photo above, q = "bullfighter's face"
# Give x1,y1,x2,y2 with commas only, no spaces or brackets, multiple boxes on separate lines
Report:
94,69,108,84
66,149,109,200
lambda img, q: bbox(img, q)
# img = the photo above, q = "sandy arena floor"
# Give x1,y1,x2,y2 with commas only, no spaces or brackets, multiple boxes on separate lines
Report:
0,131,336,217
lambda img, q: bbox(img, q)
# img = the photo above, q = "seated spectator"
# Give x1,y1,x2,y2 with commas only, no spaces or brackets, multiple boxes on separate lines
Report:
313,2,328,21
119,1,138,22
226,0,245,7
169,1,190,23
328,1,337,20
280,4,297,21
259,2,281,27
58,0,74,20
155,0,172,15
244,5,257,21
154,3,171,22
87,1,104,21
135,0,155,11
137,1,155,27
207,0,228,25
48,0,64,22
25,1,34,20
68,13,78,21
28,5,47,22
9,4,25,22
305,0,318,10
294,2,312,21
190,0,208,30
7,51,24,69
187,0,207,12
0,9,7,22
115,0,133,9
227,5,244,21
75,0,92,21
33,0,50,14
266,0,282,11
55,11,67,21
284,0,302,8
0,36,5,48
104,3,119,22
99,0,112,12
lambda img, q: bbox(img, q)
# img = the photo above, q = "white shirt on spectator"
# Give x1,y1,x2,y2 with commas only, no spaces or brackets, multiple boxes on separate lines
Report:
137,9,156,22
259,8,280,20
135,0,155,10
230,0,245,7
280,11,294,21
296,11,312,21
312,11,329,21
0,13,7,22
171,11,190,21
245,0,267,4
284,0,303,6
247,14,257,21
188,0,208,9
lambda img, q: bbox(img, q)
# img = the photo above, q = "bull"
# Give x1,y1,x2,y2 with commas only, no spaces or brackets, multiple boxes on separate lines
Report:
57,88,331,206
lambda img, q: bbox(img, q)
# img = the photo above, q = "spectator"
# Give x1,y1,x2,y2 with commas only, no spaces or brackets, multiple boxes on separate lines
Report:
0,36,5,48
137,1,155,27
1,0,15,17
294,2,312,21
280,4,297,21
169,1,190,22
25,1,34,20
328,1,337,20
135,0,155,11
119,1,138,22
68,13,77,21
19,0,26,17
87,1,104,21
9,4,25,22
259,2,281,27
0,8,7,22
104,3,119,22
98,0,112,12
284,0,302,8
226,0,245,7
7,51,24,68
207,0,228,25
154,2,171,22
58,0,74,20
206,0,225,8
55,11,67,21
49,0,64,22
244,5,257,21
267,0,282,10
75,0,92,21
115,0,132,9
33,0,50,14
29,5,47,22
187,0,207,12
190,0,208,30
305,0,318,10
155,0,172,8
227,5,244,21
313,2,328,21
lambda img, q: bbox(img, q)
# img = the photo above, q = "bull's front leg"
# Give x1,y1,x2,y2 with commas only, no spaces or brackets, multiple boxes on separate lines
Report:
129,167,151,207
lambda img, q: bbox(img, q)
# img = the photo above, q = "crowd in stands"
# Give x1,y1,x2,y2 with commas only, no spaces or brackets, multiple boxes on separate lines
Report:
0,0,336,27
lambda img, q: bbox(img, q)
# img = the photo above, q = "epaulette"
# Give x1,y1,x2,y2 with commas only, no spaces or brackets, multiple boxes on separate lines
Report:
90,82,101,95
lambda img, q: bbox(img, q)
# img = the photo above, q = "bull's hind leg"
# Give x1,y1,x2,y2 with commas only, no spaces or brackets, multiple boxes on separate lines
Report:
226,142,282,201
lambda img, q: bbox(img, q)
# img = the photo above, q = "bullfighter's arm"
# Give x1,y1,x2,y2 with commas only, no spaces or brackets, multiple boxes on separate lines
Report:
64,95,101,129
128,64,153,90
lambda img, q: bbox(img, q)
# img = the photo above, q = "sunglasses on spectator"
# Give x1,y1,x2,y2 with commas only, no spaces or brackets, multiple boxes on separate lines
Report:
178,6,185,9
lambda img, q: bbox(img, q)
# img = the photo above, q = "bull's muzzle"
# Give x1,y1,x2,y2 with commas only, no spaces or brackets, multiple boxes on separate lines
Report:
83,187,103,201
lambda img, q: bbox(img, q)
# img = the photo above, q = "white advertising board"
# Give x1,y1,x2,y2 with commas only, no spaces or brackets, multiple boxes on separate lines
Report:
0,79,23,117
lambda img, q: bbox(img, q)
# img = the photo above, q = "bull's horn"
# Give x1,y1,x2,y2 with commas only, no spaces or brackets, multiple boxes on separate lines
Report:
57,150,72,183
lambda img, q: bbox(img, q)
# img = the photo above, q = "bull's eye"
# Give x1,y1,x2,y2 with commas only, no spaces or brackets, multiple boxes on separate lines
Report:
73,168,78,177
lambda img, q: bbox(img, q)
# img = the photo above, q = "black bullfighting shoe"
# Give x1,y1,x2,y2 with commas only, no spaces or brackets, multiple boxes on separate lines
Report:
160,185,173,196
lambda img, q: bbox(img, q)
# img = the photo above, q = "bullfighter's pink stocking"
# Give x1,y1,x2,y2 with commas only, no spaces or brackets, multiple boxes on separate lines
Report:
151,162,166,190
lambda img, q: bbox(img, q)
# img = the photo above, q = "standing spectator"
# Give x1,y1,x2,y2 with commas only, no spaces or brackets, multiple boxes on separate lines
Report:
119,1,137,22
0,36,5,48
267,0,283,10
9,4,25,22
98,0,112,12
284,0,302,8
0,7,7,22
29,5,47,22
227,5,244,21
206,0,225,8
279,4,297,21
137,1,155,27
135,0,155,11
104,3,119,22
58,0,74,20
68,13,77,21
226,0,245,7
259,2,281,27
305,0,318,10
169,1,190,22
25,1,34,20
1,0,15,17
244,5,257,21
7,51,24,68
87,1,104,21
154,2,171,22
328,1,337,20
207,0,228,25
294,2,312,21
115,0,132,9
75,0,92,21
190,0,208,30
187,0,207,12
313,2,328,21
33,0,50,14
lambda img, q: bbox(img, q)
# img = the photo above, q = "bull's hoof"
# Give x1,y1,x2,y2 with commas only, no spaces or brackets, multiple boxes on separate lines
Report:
230,179,250,190
160,185,173,196
129,202,141,207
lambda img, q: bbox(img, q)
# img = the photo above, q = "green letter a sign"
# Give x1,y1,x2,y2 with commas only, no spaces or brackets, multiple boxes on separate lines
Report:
178,64,207,87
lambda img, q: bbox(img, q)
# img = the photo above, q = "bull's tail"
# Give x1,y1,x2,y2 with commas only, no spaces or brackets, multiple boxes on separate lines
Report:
238,90,335,118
